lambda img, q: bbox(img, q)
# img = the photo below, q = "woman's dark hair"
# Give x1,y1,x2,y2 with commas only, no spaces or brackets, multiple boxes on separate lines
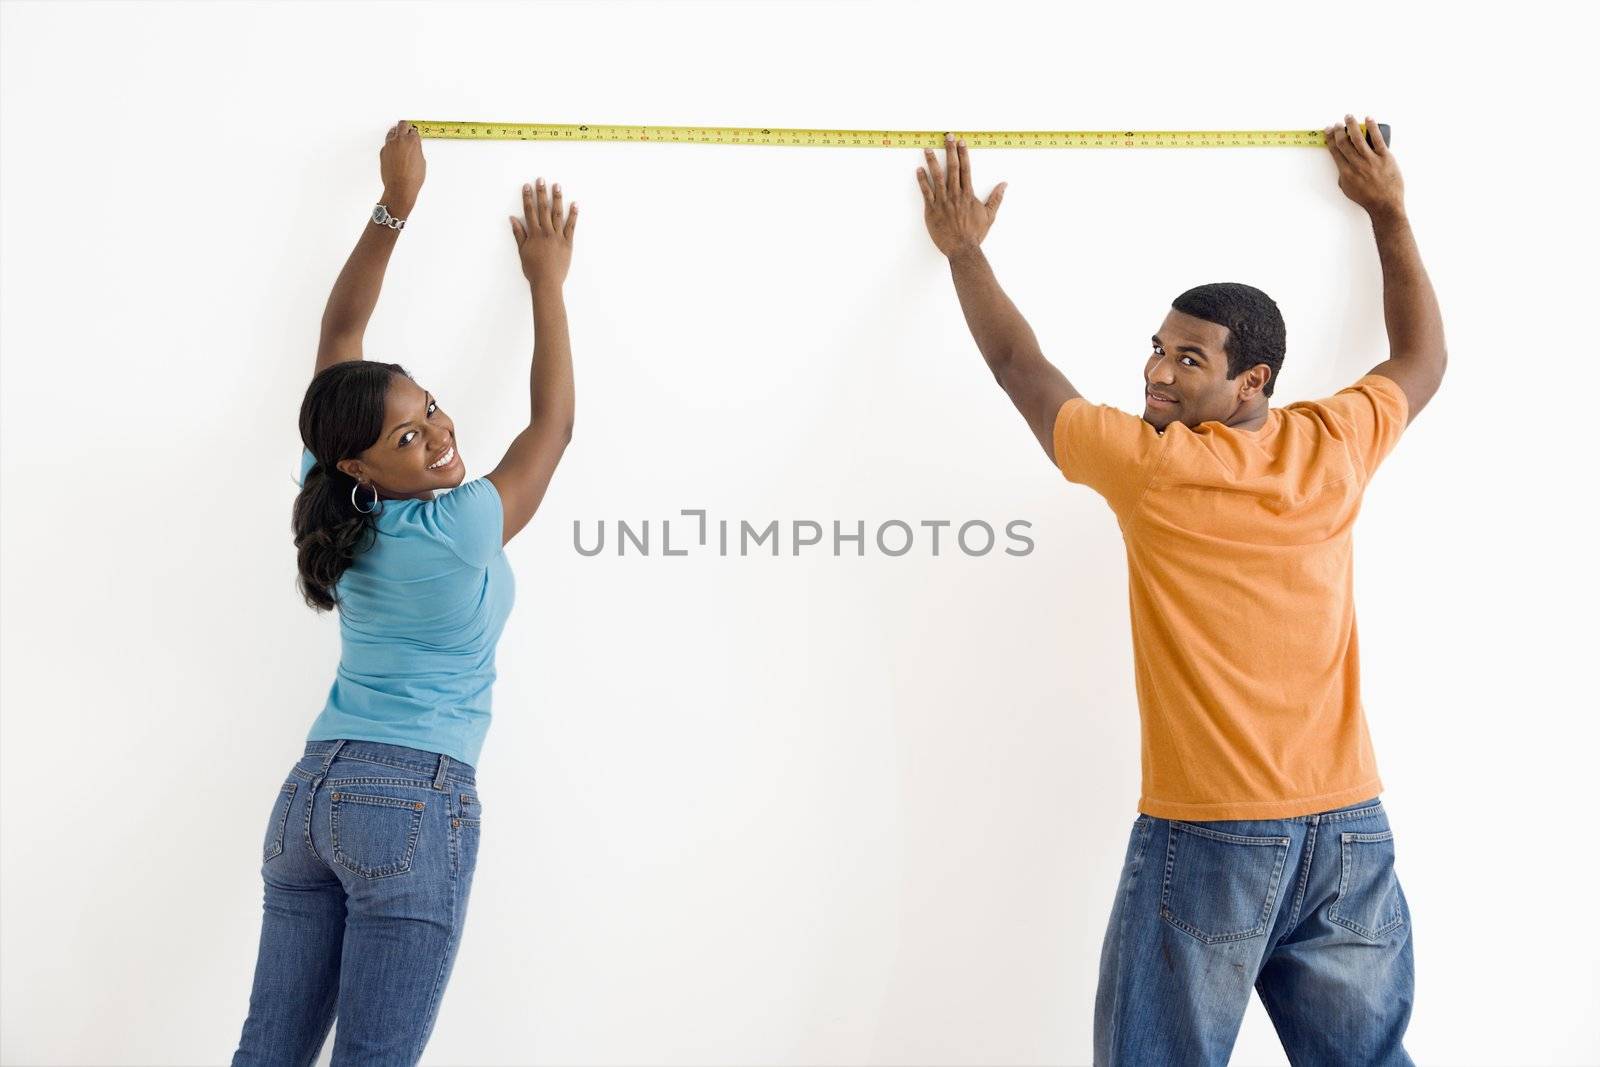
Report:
1171,282,1286,398
292,360,413,612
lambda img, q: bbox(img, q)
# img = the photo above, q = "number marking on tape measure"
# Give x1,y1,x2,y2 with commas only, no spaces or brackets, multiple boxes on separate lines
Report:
406,121,1387,149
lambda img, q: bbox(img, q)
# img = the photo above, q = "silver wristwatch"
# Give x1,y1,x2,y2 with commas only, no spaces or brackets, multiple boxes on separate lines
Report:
371,203,407,230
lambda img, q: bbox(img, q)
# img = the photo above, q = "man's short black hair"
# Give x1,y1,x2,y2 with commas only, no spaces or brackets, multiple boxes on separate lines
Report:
1171,282,1286,399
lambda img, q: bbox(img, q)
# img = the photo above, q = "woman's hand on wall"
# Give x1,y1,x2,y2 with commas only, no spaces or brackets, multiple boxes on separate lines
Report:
917,133,1007,258
509,177,577,288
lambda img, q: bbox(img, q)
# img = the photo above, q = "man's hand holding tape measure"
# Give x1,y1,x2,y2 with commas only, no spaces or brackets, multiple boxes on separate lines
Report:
1325,113,1405,221
909,112,1426,464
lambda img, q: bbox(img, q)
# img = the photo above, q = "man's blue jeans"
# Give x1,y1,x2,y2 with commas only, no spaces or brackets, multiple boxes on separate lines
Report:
231,739,483,1066
1094,796,1415,1065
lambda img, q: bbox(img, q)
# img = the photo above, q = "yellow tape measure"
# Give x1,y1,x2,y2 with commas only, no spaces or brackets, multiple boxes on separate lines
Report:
407,121,1389,150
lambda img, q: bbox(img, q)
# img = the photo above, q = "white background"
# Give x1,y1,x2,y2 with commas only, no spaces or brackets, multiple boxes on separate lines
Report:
3,1,1596,1064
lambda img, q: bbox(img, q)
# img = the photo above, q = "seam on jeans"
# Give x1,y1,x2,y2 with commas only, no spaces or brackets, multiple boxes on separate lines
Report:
1107,817,1152,1058
264,782,297,862
302,773,323,864
302,749,476,785
415,800,463,1059
1287,820,1317,931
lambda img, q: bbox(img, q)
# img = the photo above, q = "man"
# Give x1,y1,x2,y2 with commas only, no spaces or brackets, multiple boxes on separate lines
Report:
915,114,1444,1065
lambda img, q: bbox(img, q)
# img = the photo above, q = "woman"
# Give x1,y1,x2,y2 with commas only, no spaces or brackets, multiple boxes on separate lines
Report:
232,120,578,1065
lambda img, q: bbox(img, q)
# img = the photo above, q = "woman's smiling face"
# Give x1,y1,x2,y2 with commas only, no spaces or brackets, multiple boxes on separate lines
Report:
335,376,464,500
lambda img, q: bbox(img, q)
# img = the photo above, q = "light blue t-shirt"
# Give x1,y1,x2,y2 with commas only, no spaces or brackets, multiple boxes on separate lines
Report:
296,448,516,768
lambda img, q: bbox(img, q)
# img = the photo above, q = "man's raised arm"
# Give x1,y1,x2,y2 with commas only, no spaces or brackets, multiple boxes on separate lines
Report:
1326,114,1447,426
918,134,1081,461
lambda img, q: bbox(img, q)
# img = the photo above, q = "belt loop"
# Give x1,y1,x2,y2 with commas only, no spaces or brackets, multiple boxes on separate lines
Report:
320,739,346,777
433,753,450,791
311,739,346,787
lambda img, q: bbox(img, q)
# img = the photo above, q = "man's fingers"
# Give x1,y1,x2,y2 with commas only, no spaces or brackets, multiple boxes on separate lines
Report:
944,134,959,197
1330,124,1360,168
957,139,973,195
916,167,933,202
985,181,1007,217
1345,114,1374,160
1366,115,1389,156
923,148,943,199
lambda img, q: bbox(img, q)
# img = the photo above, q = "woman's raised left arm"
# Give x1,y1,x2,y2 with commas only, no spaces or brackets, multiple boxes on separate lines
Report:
315,119,426,376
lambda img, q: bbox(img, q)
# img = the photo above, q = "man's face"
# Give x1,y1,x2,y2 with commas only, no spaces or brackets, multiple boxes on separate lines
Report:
1143,308,1267,430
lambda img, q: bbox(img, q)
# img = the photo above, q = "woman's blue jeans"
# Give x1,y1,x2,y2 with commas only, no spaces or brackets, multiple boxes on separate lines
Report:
232,739,483,1066
1094,796,1415,1065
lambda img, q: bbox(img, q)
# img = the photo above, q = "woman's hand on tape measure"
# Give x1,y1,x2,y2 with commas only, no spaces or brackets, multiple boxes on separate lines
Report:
1325,114,1404,220
917,133,1007,258
380,120,426,208
509,177,577,287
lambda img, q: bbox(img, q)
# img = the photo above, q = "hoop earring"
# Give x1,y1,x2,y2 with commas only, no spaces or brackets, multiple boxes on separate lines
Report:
351,481,380,514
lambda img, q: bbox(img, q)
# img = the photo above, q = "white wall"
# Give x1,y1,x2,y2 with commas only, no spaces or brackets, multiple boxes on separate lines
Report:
2,1,1595,1064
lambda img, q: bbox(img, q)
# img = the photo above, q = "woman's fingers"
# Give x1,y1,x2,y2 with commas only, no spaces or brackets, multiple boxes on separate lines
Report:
535,177,550,232
509,215,525,243
522,182,537,231
563,201,579,240
550,182,563,231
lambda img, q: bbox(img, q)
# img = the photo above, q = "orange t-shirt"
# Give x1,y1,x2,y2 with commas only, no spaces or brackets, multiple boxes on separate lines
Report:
1053,373,1410,820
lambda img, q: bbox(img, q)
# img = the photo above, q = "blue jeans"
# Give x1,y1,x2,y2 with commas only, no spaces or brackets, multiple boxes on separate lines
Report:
232,739,483,1066
1094,796,1414,1066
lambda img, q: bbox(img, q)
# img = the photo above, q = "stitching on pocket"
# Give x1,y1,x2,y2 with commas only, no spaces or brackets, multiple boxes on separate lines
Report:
326,776,437,789
1159,822,1291,944
264,782,297,861
1328,830,1405,940
330,791,426,879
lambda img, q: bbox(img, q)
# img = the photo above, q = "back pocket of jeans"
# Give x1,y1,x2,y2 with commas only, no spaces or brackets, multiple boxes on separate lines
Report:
1160,822,1291,944
263,781,297,862
1328,830,1405,941
330,791,426,879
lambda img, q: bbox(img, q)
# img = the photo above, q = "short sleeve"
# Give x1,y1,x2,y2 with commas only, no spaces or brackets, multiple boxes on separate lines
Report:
419,477,505,567
1052,397,1167,515
297,447,316,488
1303,373,1410,485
